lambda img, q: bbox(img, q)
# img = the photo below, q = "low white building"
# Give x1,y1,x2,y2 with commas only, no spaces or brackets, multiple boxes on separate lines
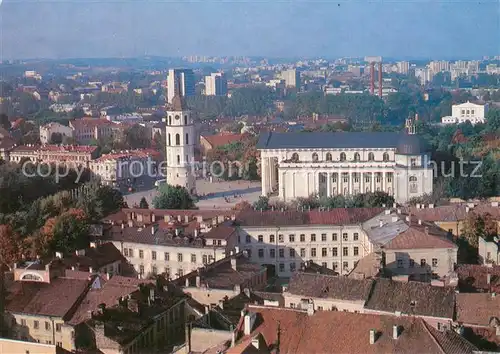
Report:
441,101,489,125
39,122,74,144
88,149,160,187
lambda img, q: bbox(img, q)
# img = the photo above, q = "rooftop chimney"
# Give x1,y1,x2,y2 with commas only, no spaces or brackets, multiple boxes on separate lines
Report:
194,229,199,237
487,273,491,285
244,312,256,336
185,278,189,287
428,204,435,209
175,229,180,236
231,257,237,271
151,226,155,235
89,266,94,274
185,215,189,223
165,215,171,222
392,216,399,223
307,302,314,316
128,219,134,227
369,329,376,344
418,219,422,225
121,223,125,229
196,275,201,287
251,335,260,349
385,209,391,215
379,220,384,228
55,252,63,259
392,325,399,339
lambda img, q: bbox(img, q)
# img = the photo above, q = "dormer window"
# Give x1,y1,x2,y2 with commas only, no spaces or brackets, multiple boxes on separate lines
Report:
340,152,346,162
312,153,319,162
326,153,332,161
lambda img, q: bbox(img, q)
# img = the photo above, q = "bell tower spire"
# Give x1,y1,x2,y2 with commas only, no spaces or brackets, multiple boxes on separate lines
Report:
163,77,196,195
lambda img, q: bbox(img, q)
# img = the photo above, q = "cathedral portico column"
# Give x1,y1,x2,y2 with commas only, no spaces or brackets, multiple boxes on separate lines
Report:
371,172,375,192
360,172,364,193
327,172,331,197
382,171,387,193
348,173,353,195
261,157,268,196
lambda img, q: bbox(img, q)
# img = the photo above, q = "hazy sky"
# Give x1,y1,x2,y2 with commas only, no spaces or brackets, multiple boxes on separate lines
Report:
0,0,499,60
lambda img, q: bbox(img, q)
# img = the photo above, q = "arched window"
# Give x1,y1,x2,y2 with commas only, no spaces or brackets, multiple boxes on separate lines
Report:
312,153,319,162
368,152,375,161
168,116,172,125
177,155,181,164
21,273,42,281
184,115,188,125
409,176,417,182
340,152,346,162
353,153,360,162
175,134,180,145
326,153,332,161
291,153,299,162
383,152,390,162
185,133,189,145
168,134,171,146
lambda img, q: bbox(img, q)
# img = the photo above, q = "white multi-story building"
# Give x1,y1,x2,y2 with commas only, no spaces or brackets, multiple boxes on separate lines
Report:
280,69,300,88
163,88,196,194
429,61,450,73
167,69,195,104
235,208,458,278
204,72,228,96
441,101,489,125
256,125,433,204
396,61,410,75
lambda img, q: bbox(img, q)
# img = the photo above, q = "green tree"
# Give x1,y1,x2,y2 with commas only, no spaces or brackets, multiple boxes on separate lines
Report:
153,184,195,210
252,196,270,211
139,197,149,209
0,113,10,130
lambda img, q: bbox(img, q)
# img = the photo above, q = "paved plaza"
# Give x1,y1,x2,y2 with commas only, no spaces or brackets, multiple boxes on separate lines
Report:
123,179,262,210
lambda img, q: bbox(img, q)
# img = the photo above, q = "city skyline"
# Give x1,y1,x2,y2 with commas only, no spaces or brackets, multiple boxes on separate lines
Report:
0,0,499,60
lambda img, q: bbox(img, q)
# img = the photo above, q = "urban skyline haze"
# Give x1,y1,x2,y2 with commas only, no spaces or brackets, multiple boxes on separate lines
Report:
0,0,499,60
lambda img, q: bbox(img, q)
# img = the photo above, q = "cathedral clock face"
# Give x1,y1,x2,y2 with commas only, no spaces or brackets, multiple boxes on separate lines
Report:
175,115,180,120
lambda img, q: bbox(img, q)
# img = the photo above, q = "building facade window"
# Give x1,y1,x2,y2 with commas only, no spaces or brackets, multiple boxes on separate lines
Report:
311,234,316,242
312,153,319,162
191,254,196,263
246,235,251,243
279,249,285,258
270,234,275,243
178,253,183,262
290,249,295,258
279,234,284,243
340,152,346,161
343,247,348,256
279,263,285,272
326,153,332,161
290,263,296,272
139,250,144,259
353,233,359,241
322,248,327,257
432,258,438,267
164,252,170,261
270,249,276,258
300,234,305,242
332,233,338,241
311,248,317,257
258,249,264,258
343,233,348,241
332,247,338,257
152,251,156,260
258,235,263,243
321,234,327,242
368,152,375,161
353,247,359,256
420,259,426,267
300,248,306,257
409,259,415,268
397,259,403,268
289,234,295,242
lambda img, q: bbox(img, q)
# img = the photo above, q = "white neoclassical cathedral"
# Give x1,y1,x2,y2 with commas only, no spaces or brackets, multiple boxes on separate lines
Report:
163,85,196,194
257,121,433,203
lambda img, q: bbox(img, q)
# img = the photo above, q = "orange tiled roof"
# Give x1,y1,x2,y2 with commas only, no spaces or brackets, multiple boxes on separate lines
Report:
202,133,245,148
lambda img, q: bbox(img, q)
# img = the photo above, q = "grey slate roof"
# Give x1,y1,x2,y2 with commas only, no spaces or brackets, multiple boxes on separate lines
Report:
257,131,427,155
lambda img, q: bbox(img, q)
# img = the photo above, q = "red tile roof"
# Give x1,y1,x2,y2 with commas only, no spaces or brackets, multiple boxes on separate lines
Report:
62,242,125,271
229,306,476,354
70,118,116,129
201,133,245,149
5,277,91,319
237,208,384,227
11,144,97,154
287,272,373,301
456,293,500,326
384,222,456,250
456,264,500,292
68,275,153,325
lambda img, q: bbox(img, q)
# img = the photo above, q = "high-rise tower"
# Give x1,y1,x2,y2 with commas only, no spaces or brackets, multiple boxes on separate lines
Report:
163,80,196,194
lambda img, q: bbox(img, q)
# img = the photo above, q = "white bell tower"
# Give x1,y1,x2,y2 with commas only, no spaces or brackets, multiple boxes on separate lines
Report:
163,80,196,195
